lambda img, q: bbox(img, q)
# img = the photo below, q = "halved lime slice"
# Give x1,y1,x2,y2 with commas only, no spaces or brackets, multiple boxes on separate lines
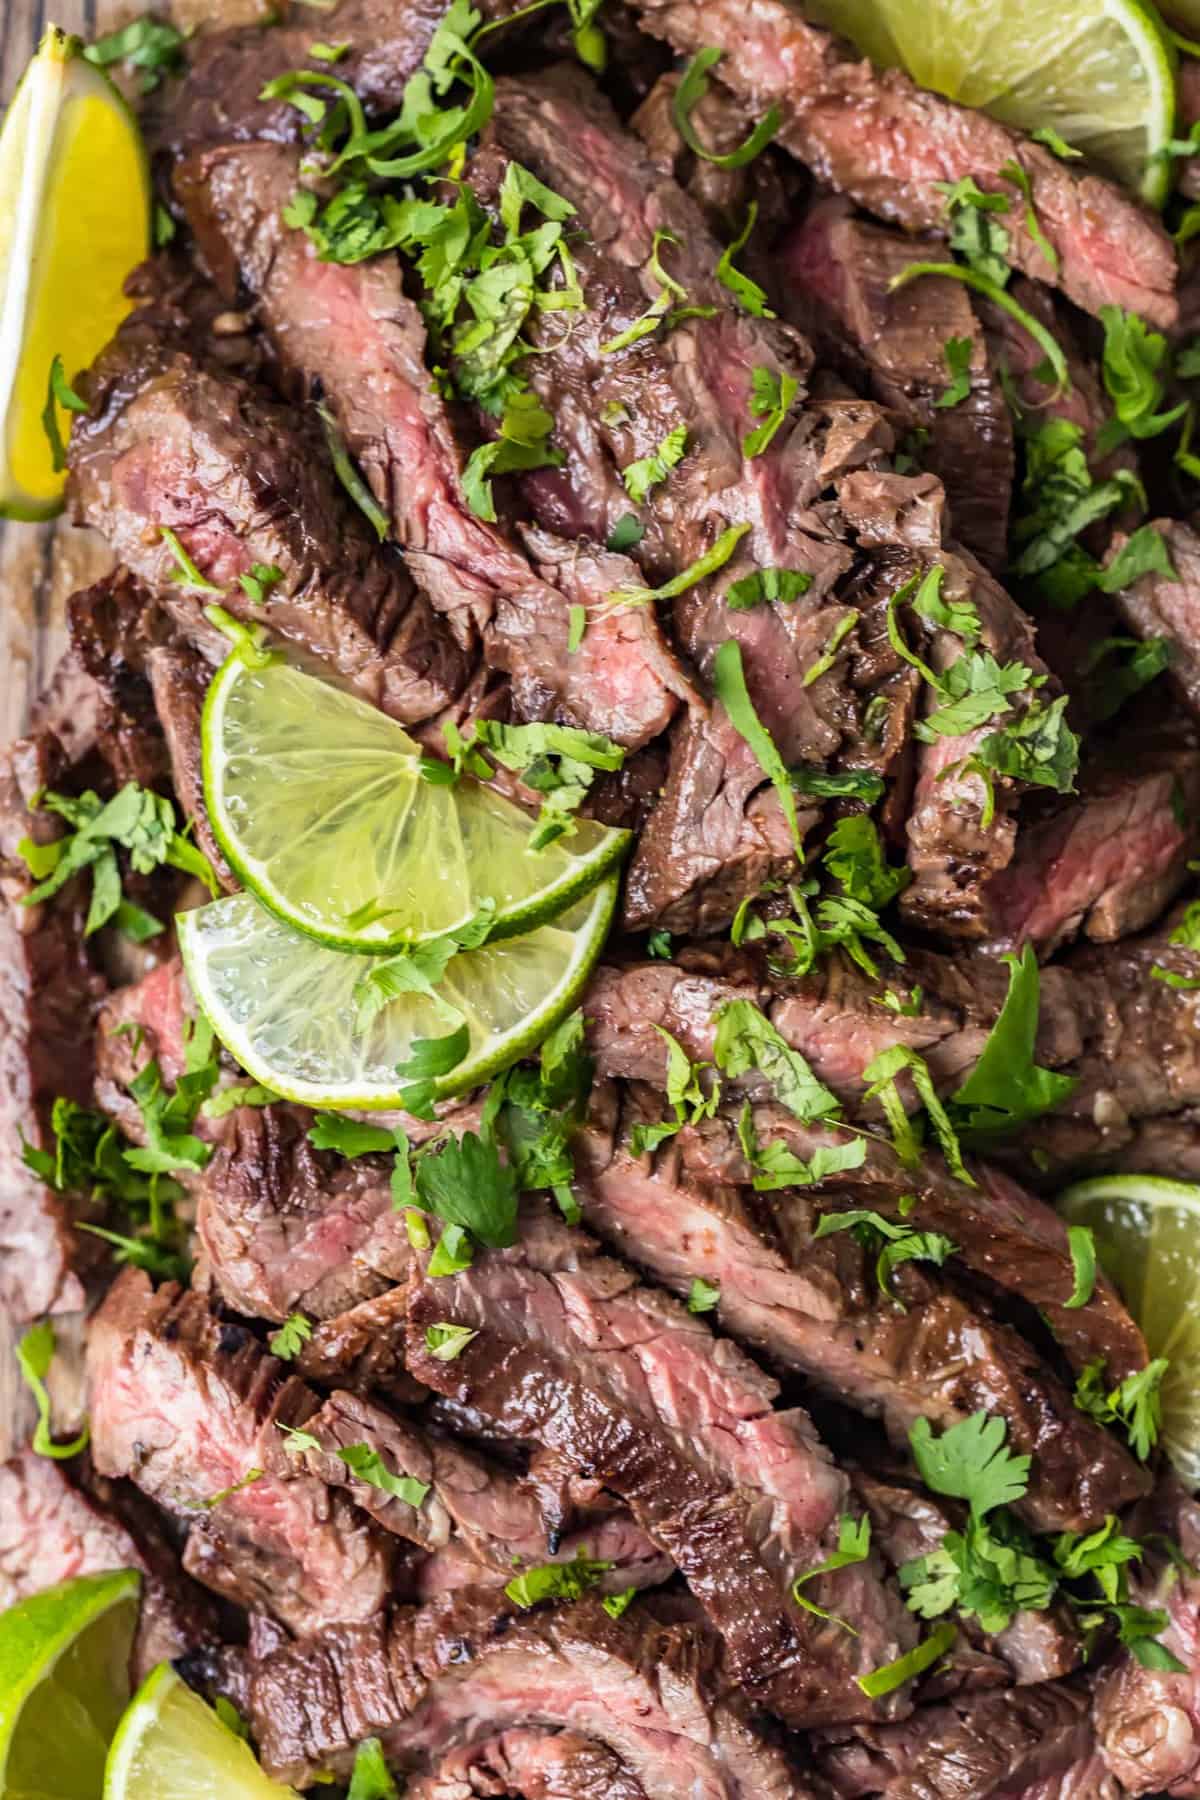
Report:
805,0,1177,206
178,877,617,1109
1058,1174,1200,1486
0,1568,139,1799
105,1663,297,1800
201,653,629,953
0,28,150,519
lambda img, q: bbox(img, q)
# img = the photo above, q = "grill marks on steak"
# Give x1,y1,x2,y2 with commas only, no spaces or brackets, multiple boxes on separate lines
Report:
623,0,1176,326
239,1590,813,1795
87,1269,396,1633
781,197,1013,571
403,1728,651,1800
68,327,469,727
576,1091,1146,1532
173,139,689,751
403,1205,914,1726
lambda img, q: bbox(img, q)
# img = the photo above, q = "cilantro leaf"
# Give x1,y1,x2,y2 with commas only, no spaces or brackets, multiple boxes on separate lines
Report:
856,1621,956,1697
864,1043,973,1185
602,232,712,355
602,1587,637,1619
238,562,284,606
17,1321,90,1461
84,15,187,90
338,1442,429,1508
426,1222,474,1276
735,1105,867,1191
949,945,1078,1139
41,355,88,473
353,903,495,1032
789,766,885,803
934,336,973,409
607,512,644,552
715,203,775,318
425,1323,479,1361
394,1022,470,1117
937,177,1011,285
823,815,910,910
629,1026,721,1153
713,999,839,1123
687,1276,720,1313
672,48,780,169
505,1552,613,1608
1065,1225,1097,1310
802,611,859,686
347,1739,399,1800
813,1208,956,1308
712,638,806,857
269,1313,314,1361
1098,306,1188,445
415,1130,518,1248
1080,635,1172,723
742,366,798,459
726,567,812,610
900,1510,1055,1634
792,1514,871,1630
308,1114,400,1157
622,424,688,503
1074,1357,1169,1462
647,929,673,959
1098,525,1178,593
969,693,1079,796
909,1412,1031,1517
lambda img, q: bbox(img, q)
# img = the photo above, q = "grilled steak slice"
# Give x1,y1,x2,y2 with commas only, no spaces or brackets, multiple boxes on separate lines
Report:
291,1287,417,1389
174,141,689,750
404,1729,651,1800
261,1384,670,1590
196,1102,415,1320
403,1204,913,1725
144,644,234,889
781,198,1012,570
577,1091,1146,1531
1093,1480,1200,1796
622,0,1176,325
813,1680,1096,1798
238,1590,813,1794
87,1269,395,1633
0,1451,215,1676
68,326,469,726
1108,520,1200,722
0,719,107,1323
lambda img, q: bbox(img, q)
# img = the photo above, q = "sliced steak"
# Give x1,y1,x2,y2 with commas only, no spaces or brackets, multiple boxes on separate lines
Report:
0,721,106,1323
87,1269,395,1633
239,1589,813,1795
404,1204,914,1726
195,1102,415,1320
174,140,689,750
1108,519,1200,721
981,727,1200,953
623,0,1176,325
63,572,174,790
144,644,234,889
813,1679,1095,1798
781,197,1012,569
0,1451,214,1676
576,1090,1146,1531
1093,1479,1200,1797
68,324,469,726
291,1287,416,1389
404,1729,651,1800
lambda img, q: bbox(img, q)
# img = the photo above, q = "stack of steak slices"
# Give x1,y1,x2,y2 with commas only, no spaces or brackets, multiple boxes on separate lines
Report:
2,0,1199,1793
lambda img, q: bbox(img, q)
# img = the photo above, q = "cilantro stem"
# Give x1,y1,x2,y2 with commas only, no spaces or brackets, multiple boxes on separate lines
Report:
712,638,805,858
316,404,391,540
889,264,1069,396
672,48,780,169
856,1621,956,1697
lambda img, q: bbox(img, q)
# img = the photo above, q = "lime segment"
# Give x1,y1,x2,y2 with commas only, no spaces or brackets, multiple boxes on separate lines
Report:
804,0,1178,205
0,1569,139,1799
0,28,150,519
178,878,617,1110
1058,1174,1200,1486
201,654,629,952
104,1663,297,1800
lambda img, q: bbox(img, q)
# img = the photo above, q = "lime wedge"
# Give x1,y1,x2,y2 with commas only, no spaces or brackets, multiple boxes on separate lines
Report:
201,652,629,953
177,877,617,1109
1058,1174,1200,1486
105,1663,297,1800
0,1569,139,1799
804,0,1177,206
0,27,150,519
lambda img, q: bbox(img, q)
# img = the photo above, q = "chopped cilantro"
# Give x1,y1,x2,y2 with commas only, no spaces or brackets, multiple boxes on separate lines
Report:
566,603,586,653
607,512,644,552
604,523,750,610
339,1442,430,1507
1097,306,1188,451
715,203,774,317
687,1276,720,1313
824,815,910,910
191,1468,264,1511
1099,525,1178,593
889,264,1068,394
712,638,805,856
802,611,858,686
936,176,1011,286
461,392,564,522
998,157,1058,273
505,1551,613,1608
622,424,688,503
1064,1225,1097,1309
347,1739,399,1800
671,48,780,169
742,366,798,459
158,526,222,593
394,1023,471,1118
84,15,187,90
415,1130,518,1249
788,766,884,803
1073,1357,1168,1461
425,1323,479,1361
910,1411,1030,1518
813,1208,956,1308
949,945,1077,1141
1031,126,1081,159
713,999,839,1123
602,1587,637,1619
647,929,673,959
41,355,87,474
792,1514,871,1631
269,1313,314,1361
17,1321,90,1460
602,232,713,355
934,336,973,409
1080,635,1171,723
735,1103,866,1191
864,1044,973,1186
308,1114,401,1156
470,718,624,851
353,903,495,1032
238,562,284,606
727,566,813,611
629,1027,721,1154
857,1622,956,1697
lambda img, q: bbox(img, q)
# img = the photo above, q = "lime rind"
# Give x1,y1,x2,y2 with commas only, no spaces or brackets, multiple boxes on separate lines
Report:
105,1662,298,1799
201,655,629,953
804,0,1177,206
0,1570,139,1794
177,876,617,1110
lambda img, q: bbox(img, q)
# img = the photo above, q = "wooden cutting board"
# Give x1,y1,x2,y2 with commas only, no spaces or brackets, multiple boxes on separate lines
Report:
0,0,267,743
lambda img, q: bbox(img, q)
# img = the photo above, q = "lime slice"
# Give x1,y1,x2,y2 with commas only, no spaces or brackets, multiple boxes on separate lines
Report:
0,1568,139,1799
177,877,617,1109
0,27,150,520
804,0,1177,206
1058,1174,1200,1486
105,1663,297,1800
201,653,629,953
